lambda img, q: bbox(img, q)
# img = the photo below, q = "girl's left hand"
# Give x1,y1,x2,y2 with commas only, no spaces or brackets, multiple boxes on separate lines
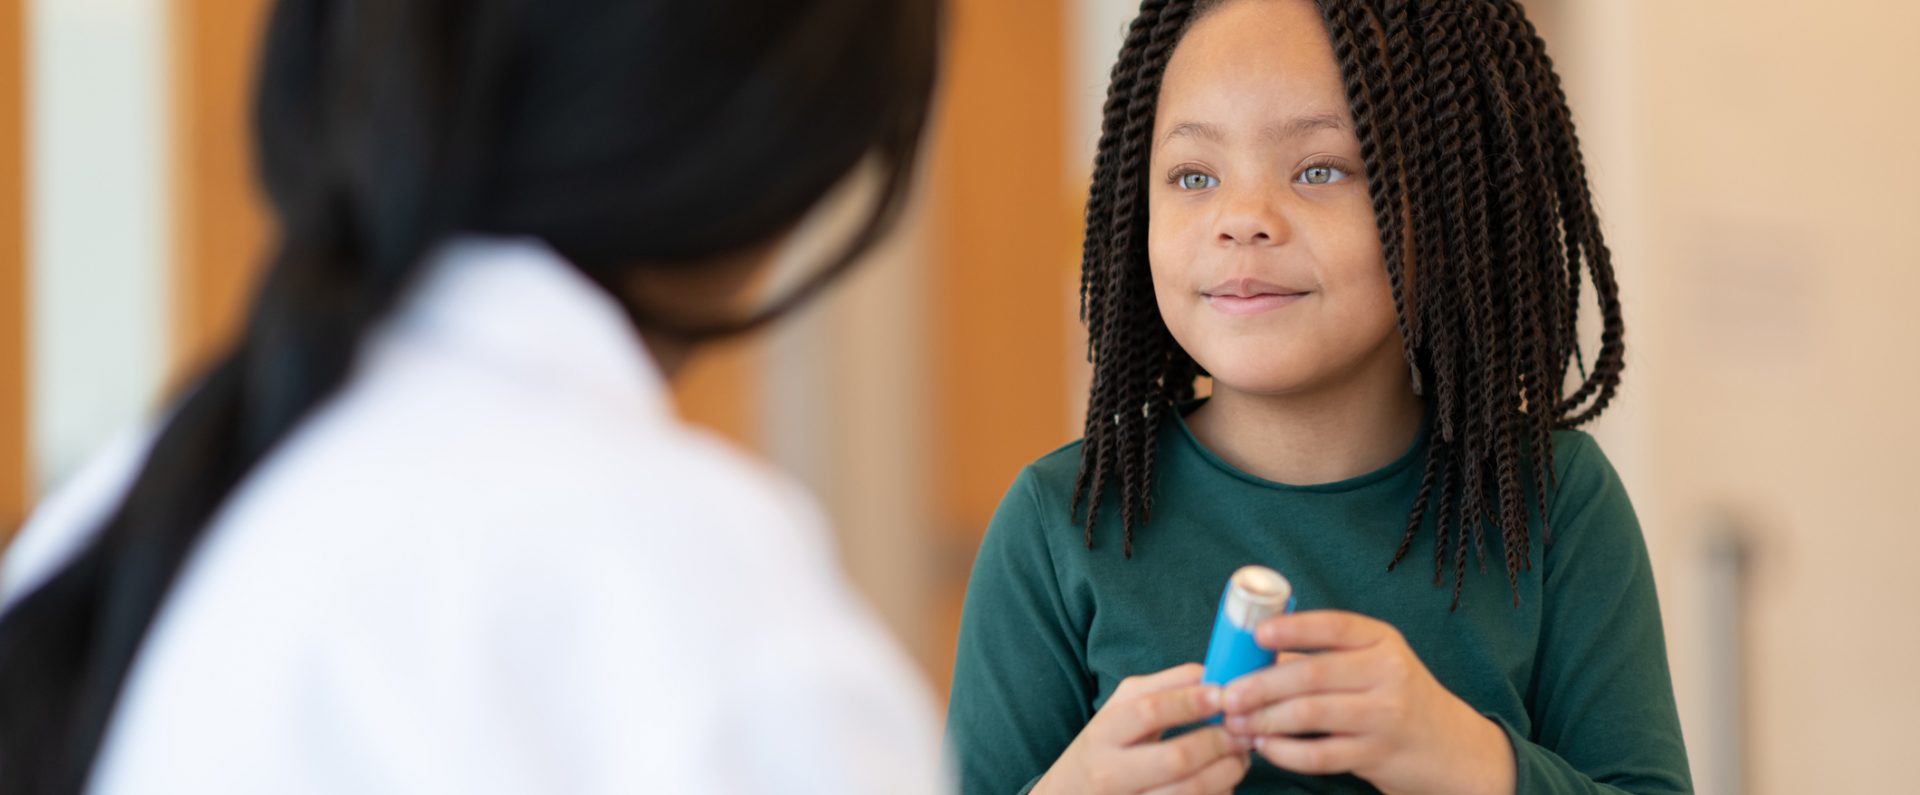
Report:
1218,610,1516,795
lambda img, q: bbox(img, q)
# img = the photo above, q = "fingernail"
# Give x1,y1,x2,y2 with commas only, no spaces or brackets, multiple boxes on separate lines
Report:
1233,735,1255,751
1204,687,1222,709
1226,715,1249,733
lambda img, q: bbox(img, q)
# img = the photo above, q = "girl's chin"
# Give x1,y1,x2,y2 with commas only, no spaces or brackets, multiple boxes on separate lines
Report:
1192,368,1320,399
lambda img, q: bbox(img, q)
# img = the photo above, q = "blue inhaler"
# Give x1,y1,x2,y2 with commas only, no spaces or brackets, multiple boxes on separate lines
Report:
1201,565,1294,723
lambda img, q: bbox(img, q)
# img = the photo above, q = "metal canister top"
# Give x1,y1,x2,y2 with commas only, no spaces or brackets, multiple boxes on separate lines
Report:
1223,565,1292,631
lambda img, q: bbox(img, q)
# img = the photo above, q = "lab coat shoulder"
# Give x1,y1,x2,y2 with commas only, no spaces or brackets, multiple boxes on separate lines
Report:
227,382,947,793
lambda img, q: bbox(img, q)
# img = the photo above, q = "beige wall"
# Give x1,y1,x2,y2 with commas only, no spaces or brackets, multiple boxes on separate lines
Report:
1643,4,1920,791
1544,0,1920,792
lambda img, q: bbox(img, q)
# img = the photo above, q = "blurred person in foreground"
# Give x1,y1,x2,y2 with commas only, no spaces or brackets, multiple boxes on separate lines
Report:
0,1,943,792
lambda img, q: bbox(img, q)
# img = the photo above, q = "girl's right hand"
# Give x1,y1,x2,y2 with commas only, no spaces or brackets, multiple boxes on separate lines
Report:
1032,663,1253,795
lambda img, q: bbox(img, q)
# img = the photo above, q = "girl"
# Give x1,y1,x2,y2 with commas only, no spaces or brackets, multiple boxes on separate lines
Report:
946,1,1690,793
0,1,942,792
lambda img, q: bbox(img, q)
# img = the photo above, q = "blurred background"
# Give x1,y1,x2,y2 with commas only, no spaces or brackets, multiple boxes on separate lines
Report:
0,0,1914,792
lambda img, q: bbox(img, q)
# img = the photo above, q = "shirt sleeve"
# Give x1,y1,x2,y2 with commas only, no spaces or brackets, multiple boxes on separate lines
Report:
1502,433,1694,795
945,466,1095,795
720,604,951,795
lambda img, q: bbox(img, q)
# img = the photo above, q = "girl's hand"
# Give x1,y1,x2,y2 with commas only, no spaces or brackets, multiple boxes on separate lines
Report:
1218,611,1516,795
1033,663,1252,795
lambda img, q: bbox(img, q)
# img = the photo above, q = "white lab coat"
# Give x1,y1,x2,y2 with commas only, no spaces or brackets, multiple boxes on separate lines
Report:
0,237,947,794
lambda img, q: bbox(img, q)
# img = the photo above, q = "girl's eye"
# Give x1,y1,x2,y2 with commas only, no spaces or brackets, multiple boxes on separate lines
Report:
1298,164,1349,185
1177,172,1220,191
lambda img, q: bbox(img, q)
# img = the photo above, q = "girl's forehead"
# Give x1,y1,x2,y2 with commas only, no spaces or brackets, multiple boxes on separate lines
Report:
1157,0,1349,129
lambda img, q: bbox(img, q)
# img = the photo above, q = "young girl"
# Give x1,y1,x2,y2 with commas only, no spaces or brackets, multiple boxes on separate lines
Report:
946,1,1690,793
0,1,942,792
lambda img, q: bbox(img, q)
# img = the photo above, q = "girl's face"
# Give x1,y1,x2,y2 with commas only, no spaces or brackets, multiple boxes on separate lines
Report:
1148,0,1402,398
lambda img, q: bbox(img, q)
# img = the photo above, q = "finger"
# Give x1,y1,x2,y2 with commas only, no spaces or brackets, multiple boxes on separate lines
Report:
1255,610,1395,652
1097,683,1224,745
1111,662,1206,701
1218,650,1309,712
1221,651,1379,713
1255,734,1376,776
1119,727,1243,790
1227,693,1387,737
1140,748,1251,795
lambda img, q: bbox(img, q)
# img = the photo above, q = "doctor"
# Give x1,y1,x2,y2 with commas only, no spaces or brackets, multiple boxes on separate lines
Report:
0,0,942,792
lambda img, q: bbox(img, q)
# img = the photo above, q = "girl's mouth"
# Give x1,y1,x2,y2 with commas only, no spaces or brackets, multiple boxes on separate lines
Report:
1202,278,1311,315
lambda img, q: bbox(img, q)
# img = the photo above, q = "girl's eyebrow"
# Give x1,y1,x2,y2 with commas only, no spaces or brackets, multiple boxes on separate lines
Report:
1161,113,1351,147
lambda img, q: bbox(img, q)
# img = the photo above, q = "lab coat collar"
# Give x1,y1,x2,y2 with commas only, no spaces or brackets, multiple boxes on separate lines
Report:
387,235,672,419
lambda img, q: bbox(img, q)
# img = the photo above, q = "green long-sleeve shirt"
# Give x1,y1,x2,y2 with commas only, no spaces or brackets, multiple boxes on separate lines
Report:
945,410,1692,794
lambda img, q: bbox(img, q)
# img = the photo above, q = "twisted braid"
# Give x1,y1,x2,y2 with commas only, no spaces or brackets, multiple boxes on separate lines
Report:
1502,4,1625,424
1072,0,1198,554
1415,7,1495,579
1463,1,1539,597
1326,2,1417,373
1472,2,1559,550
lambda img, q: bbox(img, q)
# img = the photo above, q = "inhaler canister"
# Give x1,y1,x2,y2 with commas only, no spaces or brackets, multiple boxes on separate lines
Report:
1201,565,1294,722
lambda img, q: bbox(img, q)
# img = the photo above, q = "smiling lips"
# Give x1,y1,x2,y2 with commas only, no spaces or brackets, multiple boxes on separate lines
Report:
1201,278,1310,316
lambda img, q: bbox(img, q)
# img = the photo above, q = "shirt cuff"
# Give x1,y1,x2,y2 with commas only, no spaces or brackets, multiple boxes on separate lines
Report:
1485,712,1531,795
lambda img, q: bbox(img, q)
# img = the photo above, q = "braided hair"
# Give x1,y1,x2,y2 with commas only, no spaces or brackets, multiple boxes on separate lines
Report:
0,1,938,792
1072,0,1623,608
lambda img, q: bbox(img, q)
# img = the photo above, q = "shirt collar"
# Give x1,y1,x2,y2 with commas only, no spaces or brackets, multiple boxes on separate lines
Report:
378,235,672,419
